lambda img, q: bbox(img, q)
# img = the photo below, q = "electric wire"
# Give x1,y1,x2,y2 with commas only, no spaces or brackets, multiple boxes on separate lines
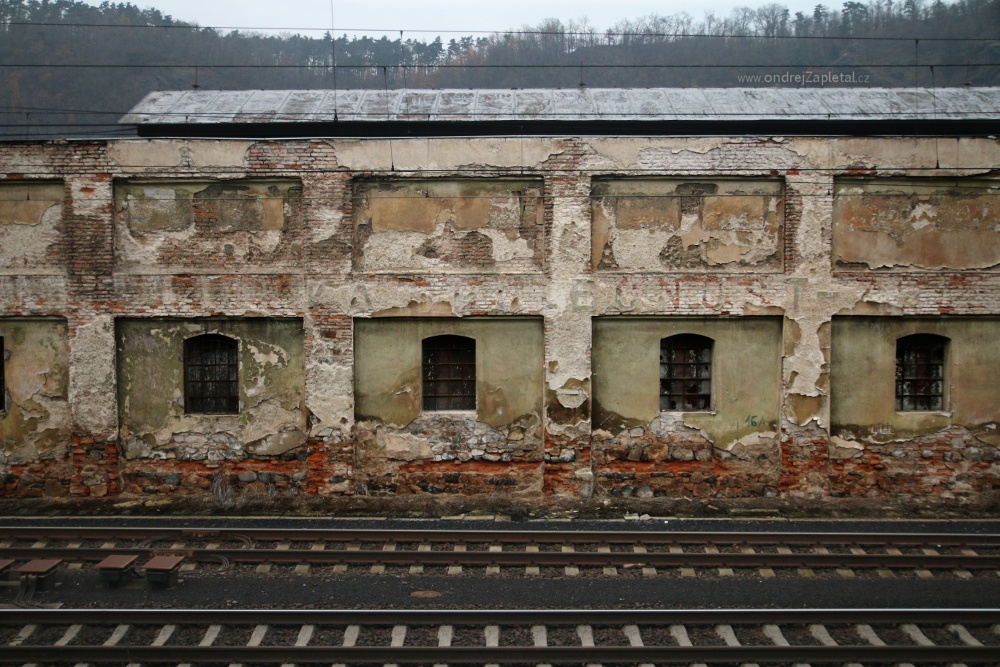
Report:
2,19,999,42
1,62,997,69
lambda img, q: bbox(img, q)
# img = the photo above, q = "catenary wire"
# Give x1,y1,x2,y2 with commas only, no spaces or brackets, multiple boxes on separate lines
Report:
1,62,997,69
2,19,999,42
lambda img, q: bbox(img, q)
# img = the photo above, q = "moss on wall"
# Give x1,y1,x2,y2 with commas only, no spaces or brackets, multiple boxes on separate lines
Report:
0,319,71,460
831,317,1000,441
592,317,782,449
116,318,306,460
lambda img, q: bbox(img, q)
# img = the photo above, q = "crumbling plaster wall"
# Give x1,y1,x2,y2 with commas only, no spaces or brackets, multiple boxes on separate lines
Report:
117,318,306,459
0,319,72,462
353,179,544,273
114,179,303,272
1,134,999,502
329,137,593,497
828,316,1000,498
579,135,1000,499
592,178,784,272
592,317,783,498
353,317,544,495
0,182,65,274
833,177,1000,271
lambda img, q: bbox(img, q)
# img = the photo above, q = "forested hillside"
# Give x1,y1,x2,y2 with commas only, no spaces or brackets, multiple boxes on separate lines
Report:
1,0,998,137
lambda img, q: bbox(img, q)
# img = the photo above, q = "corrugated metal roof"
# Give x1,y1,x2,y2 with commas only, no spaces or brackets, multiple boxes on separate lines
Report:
120,87,1000,125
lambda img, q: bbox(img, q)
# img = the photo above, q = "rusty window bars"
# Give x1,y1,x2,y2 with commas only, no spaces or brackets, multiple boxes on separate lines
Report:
895,333,947,412
184,334,239,414
422,335,476,411
660,333,713,412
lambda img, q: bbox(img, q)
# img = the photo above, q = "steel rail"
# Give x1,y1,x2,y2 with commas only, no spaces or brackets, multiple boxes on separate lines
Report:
2,525,998,546
3,645,996,663
6,607,1000,624
2,609,999,664
1,545,997,569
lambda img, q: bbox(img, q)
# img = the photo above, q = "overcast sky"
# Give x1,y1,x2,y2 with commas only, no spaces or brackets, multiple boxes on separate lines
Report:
106,0,828,39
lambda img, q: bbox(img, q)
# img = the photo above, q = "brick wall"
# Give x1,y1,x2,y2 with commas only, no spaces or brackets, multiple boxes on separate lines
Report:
0,135,997,505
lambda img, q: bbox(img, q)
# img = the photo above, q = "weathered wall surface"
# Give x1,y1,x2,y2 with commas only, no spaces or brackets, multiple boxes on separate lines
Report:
592,178,784,273
592,317,782,497
0,182,65,273
115,179,302,272
352,179,544,273
116,318,307,494
0,319,72,464
833,178,1000,271
354,317,544,495
827,316,1000,497
831,317,1000,439
0,134,998,506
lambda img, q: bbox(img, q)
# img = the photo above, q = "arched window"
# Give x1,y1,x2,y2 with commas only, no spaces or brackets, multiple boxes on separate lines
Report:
660,334,713,412
422,335,476,411
184,334,239,414
896,334,948,412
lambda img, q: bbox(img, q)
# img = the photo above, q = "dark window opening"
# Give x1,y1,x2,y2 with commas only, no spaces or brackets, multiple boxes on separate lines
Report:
660,334,713,412
896,333,947,412
422,335,476,411
184,334,239,414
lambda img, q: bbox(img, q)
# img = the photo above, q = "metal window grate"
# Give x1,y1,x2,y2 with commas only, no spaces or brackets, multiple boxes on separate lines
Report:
422,335,476,411
184,334,239,414
896,334,946,412
660,334,713,412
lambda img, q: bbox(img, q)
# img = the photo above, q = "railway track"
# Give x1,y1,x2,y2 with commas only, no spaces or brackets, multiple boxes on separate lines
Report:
2,608,999,664
1,526,999,577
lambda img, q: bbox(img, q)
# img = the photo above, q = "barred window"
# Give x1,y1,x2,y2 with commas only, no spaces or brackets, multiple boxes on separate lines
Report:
422,335,476,411
660,334,713,412
896,334,947,412
184,334,239,414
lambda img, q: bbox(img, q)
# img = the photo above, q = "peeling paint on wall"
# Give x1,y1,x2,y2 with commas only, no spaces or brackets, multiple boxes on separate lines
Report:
115,180,302,272
592,178,784,272
0,182,64,273
116,318,306,461
0,319,71,461
833,178,1000,270
353,317,544,493
2,133,1000,503
353,179,544,273
831,317,1000,440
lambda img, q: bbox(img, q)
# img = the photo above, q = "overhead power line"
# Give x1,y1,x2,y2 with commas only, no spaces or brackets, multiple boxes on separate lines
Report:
1,62,997,69
2,20,999,42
